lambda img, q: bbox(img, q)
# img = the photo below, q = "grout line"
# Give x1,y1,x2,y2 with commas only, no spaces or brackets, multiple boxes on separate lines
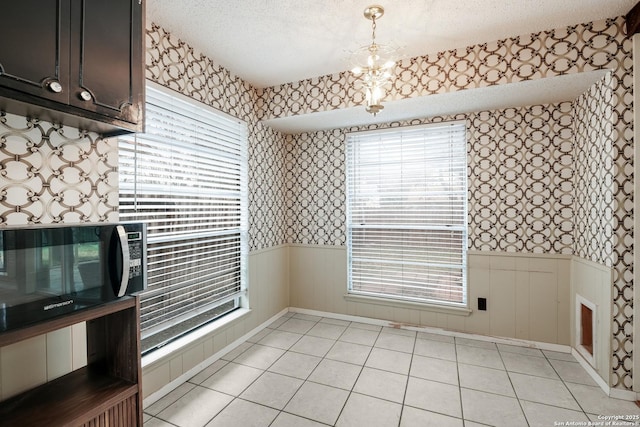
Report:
543,351,592,419
331,324,381,425
398,331,418,427
454,338,465,425
495,342,531,427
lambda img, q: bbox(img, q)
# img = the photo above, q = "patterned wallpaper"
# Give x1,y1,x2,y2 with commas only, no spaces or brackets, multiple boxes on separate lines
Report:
0,112,118,225
146,23,288,252
573,74,615,268
468,105,574,254
286,105,574,255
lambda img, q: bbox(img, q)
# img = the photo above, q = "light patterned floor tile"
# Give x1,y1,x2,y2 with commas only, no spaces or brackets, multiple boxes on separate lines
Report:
290,335,336,357
410,355,459,385
566,383,640,416
417,331,455,343
501,351,559,379
307,358,362,390
548,358,598,386
270,412,327,427
268,351,322,379
461,388,527,427
542,350,577,362
455,337,497,349
156,385,233,427
258,330,303,350
284,381,350,425
400,406,463,427
405,377,462,418
220,342,253,361
319,317,350,326
458,363,515,397
292,313,322,322
246,327,273,343
339,327,380,346
278,318,317,334
188,359,229,385
144,417,176,427
240,371,303,409
145,382,197,415
353,367,408,403
374,332,416,353
456,345,504,370
200,362,263,396
509,372,581,410
413,338,456,361
306,322,348,340
336,393,402,427
521,400,589,427
232,344,285,370
267,317,288,329
365,347,412,375
204,398,278,427
349,322,383,331
381,327,417,337
496,343,544,357
325,341,372,365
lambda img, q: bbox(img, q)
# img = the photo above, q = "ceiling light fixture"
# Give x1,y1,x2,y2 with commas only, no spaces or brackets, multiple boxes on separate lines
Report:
350,5,396,116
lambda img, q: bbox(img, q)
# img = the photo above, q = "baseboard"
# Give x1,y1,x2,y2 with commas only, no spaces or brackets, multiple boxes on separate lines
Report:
289,307,571,353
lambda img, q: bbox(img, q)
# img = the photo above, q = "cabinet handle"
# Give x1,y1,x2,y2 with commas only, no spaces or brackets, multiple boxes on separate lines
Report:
47,81,63,93
79,91,92,101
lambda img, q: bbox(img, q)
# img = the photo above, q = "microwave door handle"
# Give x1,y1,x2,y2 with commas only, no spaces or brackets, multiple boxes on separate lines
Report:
115,225,130,297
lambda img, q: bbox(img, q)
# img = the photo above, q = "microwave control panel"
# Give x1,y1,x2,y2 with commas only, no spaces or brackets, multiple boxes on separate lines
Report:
127,231,143,278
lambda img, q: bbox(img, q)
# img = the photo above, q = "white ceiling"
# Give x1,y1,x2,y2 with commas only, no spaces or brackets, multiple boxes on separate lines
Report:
147,0,637,89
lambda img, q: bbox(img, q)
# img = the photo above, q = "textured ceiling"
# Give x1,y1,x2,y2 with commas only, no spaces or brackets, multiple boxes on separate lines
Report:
146,0,637,88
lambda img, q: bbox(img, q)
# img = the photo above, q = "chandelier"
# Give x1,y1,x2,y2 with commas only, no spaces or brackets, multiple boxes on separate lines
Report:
350,5,396,116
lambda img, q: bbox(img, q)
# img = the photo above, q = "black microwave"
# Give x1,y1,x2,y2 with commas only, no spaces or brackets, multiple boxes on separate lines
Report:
0,223,146,333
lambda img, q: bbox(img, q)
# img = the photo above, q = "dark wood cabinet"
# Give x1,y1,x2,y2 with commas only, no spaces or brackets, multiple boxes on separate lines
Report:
0,0,144,136
0,297,143,426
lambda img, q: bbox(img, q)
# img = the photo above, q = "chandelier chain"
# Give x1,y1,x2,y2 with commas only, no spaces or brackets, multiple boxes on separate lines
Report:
371,16,377,44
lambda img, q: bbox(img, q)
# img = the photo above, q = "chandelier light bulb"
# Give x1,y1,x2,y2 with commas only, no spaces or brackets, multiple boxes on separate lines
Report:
350,5,396,116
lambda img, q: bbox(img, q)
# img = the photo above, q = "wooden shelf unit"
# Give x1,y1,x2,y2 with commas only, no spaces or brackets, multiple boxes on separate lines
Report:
0,297,142,426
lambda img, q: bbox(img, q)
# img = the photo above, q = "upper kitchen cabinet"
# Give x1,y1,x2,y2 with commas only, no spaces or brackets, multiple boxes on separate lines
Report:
0,0,144,136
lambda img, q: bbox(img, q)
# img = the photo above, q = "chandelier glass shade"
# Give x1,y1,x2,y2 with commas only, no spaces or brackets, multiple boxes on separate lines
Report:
350,5,396,116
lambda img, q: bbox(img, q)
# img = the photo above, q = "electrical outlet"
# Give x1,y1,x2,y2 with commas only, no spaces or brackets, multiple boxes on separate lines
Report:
478,297,487,311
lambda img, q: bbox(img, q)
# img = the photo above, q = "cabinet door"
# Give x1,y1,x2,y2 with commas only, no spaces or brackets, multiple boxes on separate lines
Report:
0,0,70,104
69,0,143,125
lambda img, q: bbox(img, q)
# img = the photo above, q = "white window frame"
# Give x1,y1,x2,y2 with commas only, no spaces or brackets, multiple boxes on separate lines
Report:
119,81,248,353
345,121,468,307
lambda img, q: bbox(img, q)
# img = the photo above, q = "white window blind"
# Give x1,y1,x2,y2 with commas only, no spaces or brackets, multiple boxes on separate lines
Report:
346,122,468,306
119,82,248,353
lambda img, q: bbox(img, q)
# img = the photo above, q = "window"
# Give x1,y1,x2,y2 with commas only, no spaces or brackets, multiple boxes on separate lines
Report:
346,122,467,306
119,82,248,353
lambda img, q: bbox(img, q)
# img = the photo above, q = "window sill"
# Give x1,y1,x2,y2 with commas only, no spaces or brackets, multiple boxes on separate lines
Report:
141,307,251,368
343,293,472,317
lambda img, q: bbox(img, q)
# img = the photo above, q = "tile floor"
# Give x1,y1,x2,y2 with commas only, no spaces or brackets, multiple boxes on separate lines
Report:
143,312,640,427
